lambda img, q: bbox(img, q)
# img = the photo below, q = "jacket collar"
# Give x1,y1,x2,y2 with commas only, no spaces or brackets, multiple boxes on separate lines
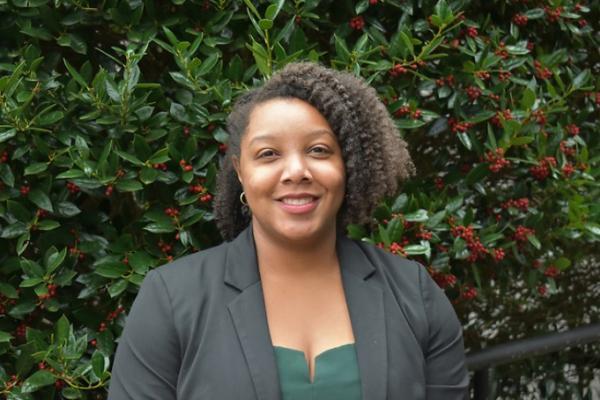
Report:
225,223,387,400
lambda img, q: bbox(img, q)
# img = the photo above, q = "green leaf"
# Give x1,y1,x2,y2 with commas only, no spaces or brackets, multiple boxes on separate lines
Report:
55,314,70,345
143,222,176,233
63,59,88,88
24,162,48,176
56,169,86,179
0,164,15,187
572,69,591,90
0,128,16,143
28,189,53,212
116,179,143,192
334,35,351,63
520,87,536,110
259,19,273,30
527,234,541,250
511,136,535,146
404,209,428,222
396,119,427,129
114,149,144,166
21,370,56,393
94,262,128,278
457,132,472,150
47,248,67,274
108,279,129,298
19,277,44,288
399,32,414,56
1,222,28,239
0,331,13,343
55,202,81,217
91,350,107,378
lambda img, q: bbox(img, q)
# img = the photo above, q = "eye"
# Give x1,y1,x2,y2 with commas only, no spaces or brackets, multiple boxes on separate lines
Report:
257,149,277,159
309,145,331,156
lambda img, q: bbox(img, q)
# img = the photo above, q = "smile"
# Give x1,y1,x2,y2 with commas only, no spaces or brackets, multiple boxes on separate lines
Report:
277,197,320,214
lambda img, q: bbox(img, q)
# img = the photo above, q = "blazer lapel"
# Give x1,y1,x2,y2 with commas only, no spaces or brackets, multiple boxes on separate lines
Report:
337,235,388,400
225,226,282,400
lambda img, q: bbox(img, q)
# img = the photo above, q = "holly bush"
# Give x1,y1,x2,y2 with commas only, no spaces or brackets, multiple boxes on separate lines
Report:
0,0,598,398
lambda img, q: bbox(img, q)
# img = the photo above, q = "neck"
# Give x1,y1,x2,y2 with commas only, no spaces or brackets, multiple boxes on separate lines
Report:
252,222,339,279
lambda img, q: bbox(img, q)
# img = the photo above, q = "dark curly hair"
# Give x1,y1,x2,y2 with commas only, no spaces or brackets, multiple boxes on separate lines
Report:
214,62,416,241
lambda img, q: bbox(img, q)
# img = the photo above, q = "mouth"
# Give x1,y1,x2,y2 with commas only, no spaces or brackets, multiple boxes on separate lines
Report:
279,197,318,206
276,196,320,214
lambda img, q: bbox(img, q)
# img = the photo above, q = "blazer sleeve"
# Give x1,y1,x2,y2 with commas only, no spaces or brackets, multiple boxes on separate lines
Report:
108,270,181,400
418,264,469,399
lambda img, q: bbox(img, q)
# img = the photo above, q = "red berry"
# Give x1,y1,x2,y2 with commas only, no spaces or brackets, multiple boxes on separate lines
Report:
349,16,365,30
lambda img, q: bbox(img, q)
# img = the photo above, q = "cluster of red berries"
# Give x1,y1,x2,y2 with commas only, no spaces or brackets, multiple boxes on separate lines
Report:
153,163,168,171
105,305,125,323
578,19,587,27
450,224,489,262
448,118,473,133
475,70,490,80
465,86,482,102
179,159,193,172
349,16,365,30
544,6,563,22
529,156,556,180
434,177,444,190
461,286,478,300
566,124,580,136
560,140,576,156
38,284,58,301
544,265,560,278
68,245,86,261
436,74,456,86
188,184,205,194
66,182,80,194
491,109,513,127
36,208,49,218
218,143,228,153
389,64,408,77
492,248,506,262
16,322,27,338
537,285,547,296
512,13,528,26
164,207,180,218
534,60,552,80
485,148,510,173
199,193,213,203
562,163,575,178
0,150,8,163
513,225,534,242
501,197,530,211
388,242,407,257
369,0,378,4
393,105,410,117
465,26,478,38
430,269,457,289
105,185,114,196
495,42,509,59
183,126,191,137
532,109,547,125
158,240,173,255
498,69,512,82
415,228,432,240
20,185,30,196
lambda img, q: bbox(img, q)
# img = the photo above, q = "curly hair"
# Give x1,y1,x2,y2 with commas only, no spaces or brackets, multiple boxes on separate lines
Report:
213,62,416,241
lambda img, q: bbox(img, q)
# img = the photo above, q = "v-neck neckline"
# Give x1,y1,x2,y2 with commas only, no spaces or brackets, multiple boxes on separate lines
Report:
273,343,356,384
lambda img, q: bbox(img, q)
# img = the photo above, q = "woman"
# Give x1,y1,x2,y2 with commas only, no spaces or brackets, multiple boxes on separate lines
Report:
108,62,469,399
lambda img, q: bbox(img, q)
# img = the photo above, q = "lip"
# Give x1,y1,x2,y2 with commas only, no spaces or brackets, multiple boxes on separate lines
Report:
276,194,320,214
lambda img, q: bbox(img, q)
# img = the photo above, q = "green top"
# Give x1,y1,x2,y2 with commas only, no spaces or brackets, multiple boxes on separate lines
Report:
273,343,362,400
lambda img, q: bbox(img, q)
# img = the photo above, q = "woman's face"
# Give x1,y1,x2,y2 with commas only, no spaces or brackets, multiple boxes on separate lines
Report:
233,97,346,245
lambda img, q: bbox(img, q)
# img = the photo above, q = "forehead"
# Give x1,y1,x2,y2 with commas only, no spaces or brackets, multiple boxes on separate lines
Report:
243,97,334,142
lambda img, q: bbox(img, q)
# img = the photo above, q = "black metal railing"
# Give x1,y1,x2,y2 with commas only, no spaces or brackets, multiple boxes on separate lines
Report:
465,322,600,399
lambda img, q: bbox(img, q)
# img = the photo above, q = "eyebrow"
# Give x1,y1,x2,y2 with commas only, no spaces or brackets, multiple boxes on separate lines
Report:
247,129,335,147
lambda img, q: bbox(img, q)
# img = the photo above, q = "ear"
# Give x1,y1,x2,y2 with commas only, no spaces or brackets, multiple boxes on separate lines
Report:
232,155,243,185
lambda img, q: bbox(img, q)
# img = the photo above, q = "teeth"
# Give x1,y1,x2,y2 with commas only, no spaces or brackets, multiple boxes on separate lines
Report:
281,197,314,205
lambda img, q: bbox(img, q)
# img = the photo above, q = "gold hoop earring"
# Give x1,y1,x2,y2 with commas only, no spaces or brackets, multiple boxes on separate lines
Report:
239,191,248,206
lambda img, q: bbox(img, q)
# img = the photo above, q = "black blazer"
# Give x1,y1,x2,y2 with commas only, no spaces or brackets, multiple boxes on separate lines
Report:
108,224,469,399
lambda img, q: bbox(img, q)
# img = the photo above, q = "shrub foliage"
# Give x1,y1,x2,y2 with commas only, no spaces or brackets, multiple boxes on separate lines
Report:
0,0,598,398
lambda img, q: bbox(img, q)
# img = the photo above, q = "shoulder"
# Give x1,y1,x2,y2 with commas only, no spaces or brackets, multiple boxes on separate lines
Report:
146,240,232,296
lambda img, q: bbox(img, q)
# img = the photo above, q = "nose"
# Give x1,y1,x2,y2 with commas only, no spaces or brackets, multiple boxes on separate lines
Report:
281,153,312,184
